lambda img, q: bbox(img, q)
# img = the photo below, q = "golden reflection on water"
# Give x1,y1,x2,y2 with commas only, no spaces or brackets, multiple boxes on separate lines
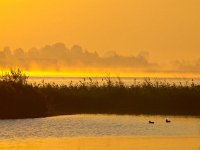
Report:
0,137,200,150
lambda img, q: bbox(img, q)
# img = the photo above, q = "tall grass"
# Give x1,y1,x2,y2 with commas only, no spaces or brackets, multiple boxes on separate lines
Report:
0,69,200,119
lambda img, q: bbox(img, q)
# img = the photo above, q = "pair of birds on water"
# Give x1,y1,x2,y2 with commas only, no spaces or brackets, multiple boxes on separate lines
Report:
149,119,171,124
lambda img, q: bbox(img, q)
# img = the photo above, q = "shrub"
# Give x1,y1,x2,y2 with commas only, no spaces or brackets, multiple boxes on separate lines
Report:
1,69,28,85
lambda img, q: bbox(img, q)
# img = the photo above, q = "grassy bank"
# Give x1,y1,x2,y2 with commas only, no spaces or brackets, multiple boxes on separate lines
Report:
0,69,200,119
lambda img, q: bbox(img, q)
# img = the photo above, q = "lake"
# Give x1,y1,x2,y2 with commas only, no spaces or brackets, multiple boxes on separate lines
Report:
0,115,199,149
28,77,200,86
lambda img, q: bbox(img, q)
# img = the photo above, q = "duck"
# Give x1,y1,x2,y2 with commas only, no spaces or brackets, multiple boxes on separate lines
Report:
166,119,171,123
149,121,155,124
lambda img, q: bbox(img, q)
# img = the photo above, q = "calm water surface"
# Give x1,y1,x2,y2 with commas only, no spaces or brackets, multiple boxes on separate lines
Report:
0,115,199,140
28,77,200,86
0,115,200,149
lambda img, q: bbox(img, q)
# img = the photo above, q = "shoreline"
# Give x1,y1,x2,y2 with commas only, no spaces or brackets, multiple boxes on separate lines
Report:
1,113,200,120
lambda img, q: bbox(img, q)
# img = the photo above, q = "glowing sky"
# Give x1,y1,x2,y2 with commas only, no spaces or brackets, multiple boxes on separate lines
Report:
0,0,200,76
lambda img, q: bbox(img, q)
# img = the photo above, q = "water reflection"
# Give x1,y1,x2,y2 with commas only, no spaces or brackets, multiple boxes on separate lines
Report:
0,137,200,150
0,115,199,140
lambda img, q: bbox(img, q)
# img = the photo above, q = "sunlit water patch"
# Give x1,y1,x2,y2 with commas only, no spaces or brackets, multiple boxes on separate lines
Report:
0,115,200,149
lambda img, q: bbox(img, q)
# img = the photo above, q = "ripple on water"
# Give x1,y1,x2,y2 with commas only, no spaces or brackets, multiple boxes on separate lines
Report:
0,114,199,140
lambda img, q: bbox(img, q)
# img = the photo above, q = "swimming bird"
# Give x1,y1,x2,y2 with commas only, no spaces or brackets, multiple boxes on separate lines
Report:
149,121,154,124
166,119,171,123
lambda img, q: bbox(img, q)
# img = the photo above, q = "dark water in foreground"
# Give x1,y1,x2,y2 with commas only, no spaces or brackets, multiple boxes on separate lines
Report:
0,115,199,149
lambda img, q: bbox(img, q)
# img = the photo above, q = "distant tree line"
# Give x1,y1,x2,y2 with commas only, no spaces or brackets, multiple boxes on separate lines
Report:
0,43,155,71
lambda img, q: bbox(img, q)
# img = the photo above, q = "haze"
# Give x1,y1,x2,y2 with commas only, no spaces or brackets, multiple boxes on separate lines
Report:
0,0,200,76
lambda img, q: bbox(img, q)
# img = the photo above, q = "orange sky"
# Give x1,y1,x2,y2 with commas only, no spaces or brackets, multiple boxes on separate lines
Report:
0,0,200,76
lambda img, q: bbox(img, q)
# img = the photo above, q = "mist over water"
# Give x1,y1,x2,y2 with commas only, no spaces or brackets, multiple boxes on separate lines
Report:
2,43,200,75
0,43,155,72
1,0,200,149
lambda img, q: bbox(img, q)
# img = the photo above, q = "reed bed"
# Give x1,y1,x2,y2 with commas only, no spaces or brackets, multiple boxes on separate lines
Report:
0,69,200,119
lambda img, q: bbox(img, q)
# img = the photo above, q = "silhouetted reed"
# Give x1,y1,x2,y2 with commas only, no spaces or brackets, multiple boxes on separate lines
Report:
0,69,200,119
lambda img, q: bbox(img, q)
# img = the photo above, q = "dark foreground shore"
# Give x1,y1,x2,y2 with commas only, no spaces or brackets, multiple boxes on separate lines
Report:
0,70,200,119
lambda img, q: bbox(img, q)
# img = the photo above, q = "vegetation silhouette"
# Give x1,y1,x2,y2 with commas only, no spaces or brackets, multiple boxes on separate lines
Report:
0,69,200,119
0,69,46,119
